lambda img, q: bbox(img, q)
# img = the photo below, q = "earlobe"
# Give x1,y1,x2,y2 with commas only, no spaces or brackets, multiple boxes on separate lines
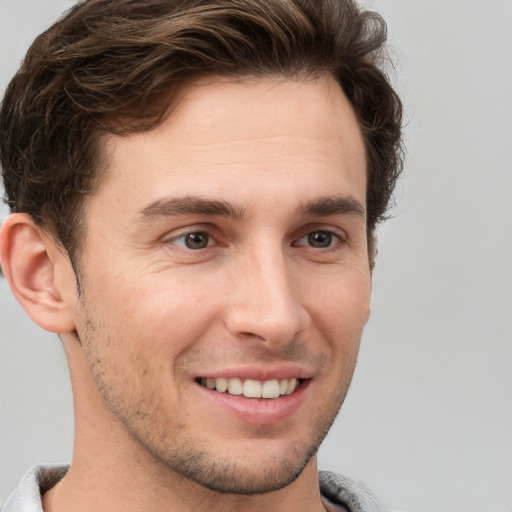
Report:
0,213,76,333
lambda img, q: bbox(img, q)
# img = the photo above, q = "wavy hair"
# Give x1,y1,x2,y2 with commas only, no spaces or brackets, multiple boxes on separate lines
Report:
0,0,403,273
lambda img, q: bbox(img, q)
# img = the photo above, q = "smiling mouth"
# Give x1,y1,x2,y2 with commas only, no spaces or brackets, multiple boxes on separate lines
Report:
197,377,302,399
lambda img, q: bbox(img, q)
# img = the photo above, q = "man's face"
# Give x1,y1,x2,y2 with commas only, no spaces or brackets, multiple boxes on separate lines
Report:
67,76,370,493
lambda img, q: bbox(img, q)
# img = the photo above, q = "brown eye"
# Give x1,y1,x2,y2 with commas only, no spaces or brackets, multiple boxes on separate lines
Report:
171,231,211,249
306,231,335,248
184,232,209,249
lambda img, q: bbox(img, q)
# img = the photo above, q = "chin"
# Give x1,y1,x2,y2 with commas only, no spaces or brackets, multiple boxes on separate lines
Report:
172,444,317,495
148,419,332,496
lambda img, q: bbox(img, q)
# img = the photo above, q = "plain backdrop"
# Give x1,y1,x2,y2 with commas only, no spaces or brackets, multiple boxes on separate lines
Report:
0,1,511,511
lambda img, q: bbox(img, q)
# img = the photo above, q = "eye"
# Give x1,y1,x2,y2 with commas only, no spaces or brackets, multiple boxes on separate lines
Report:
170,231,211,250
296,230,341,249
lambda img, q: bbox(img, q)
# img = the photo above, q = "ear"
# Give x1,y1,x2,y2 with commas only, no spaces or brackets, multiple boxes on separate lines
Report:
0,213,76,333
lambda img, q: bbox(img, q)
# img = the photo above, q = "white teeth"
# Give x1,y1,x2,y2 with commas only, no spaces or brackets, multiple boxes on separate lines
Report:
261,379,280,398
216,377,228,392
228,378,243,395
286,378,297,395
243,379,262,398
202,377,300,398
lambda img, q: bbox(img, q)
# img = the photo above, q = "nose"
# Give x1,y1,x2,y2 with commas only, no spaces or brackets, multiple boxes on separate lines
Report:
223,247,308,345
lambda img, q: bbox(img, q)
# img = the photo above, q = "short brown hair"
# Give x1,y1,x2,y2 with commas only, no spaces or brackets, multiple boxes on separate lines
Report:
0,0,403,275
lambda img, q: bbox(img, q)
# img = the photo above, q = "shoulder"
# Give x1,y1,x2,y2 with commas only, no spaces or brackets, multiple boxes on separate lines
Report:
1,464,69,512
319,470,390,512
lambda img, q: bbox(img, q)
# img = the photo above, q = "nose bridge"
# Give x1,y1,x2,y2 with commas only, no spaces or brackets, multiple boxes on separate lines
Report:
225,242,304,344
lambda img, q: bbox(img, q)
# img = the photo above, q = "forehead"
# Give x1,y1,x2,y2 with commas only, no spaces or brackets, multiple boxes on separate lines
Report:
93,75,367,218
157,74,363,147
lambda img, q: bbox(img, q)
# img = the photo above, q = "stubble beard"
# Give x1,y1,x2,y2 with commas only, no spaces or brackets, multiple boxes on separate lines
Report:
78,305,356,496
145,409,340,496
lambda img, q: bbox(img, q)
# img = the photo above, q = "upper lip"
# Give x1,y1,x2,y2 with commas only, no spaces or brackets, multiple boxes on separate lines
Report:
195,365,314,381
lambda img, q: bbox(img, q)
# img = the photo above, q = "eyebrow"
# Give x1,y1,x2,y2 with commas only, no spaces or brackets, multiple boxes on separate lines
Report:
135,194,365,223
135,196,245,222
298,195,366,218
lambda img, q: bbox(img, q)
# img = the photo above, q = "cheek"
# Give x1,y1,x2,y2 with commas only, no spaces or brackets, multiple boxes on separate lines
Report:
84,272,225,367
304,270,371,354
303,266,371,320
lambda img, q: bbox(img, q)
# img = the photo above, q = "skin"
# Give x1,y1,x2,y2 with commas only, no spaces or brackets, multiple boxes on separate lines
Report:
1,75,371,512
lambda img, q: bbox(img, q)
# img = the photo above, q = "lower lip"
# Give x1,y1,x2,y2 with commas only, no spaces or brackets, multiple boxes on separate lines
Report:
195,380,310,425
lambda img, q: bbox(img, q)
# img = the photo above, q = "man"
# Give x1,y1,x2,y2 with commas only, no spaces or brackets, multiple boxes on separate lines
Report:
0,0,403,511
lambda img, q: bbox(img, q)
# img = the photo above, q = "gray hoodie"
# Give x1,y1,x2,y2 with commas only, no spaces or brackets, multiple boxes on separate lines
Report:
1,465,389,512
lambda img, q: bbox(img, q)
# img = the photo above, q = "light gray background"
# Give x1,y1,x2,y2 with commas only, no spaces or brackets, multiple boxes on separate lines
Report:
0,1,511,511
